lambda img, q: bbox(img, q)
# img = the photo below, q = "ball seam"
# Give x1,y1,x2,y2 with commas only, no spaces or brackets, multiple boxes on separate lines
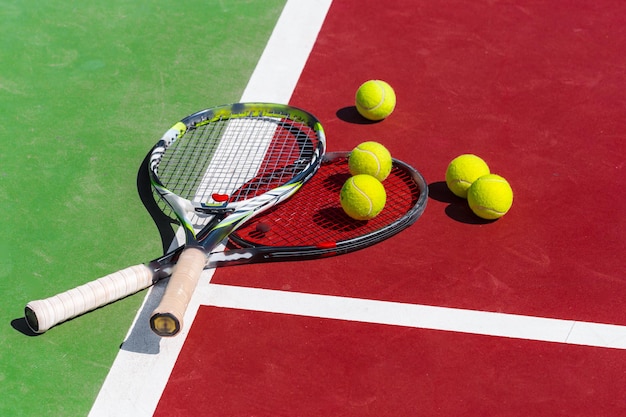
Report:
350,177,373,216
363,80,386,111
354,148,381,177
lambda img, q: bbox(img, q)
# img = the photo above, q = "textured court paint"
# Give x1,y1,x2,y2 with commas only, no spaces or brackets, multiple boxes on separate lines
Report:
217,0,626,326
0,1,286,416
156,0,626,414
8,0,626,415
156,307,626,416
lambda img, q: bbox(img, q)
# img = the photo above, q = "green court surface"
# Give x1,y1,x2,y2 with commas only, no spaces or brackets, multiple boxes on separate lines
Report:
0,1,286,415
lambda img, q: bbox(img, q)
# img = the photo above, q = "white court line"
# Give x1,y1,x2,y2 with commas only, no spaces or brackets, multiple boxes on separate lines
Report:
239,0,330,103
207,284,626,350
89,1,333,416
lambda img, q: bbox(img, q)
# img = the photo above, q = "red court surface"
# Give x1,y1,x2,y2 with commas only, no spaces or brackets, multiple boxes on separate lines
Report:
156,307,626,416
213,0,626,325
153,0,625,415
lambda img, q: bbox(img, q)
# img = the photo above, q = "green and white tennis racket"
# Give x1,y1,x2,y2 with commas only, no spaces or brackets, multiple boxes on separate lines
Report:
25,103,326,336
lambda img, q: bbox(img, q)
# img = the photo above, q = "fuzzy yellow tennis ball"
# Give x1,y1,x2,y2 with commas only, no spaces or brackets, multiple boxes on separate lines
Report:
445,154,491,198
467,174,513,220
340,174,387,220
355,80,396,121
348,141,393,181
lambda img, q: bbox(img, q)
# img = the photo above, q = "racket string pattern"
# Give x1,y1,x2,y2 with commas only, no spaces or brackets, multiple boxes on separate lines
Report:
230,154,424,253
153,115,320,216
149,152,426,259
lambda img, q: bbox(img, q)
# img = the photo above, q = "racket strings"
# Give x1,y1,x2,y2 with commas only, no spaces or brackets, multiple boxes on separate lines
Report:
233,157,422,248
157,115,319,205
227,117,318,201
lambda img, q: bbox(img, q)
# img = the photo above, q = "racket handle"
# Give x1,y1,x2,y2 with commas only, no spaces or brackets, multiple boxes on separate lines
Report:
149,247,206,337
25,264,153,334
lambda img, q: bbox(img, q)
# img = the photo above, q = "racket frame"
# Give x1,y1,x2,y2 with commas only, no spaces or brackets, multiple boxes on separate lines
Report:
147,103,325,336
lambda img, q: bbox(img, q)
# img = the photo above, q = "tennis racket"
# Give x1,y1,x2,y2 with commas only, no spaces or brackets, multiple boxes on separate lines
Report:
25,103,325,335
212,151,428,265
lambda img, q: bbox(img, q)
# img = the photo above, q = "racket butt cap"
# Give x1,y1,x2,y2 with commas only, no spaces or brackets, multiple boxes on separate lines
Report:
24,306,40,333
150,312,181,337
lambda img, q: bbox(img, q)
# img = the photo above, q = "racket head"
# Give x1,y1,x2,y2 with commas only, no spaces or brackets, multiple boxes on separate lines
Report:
148,103,326,238
227,151,428,259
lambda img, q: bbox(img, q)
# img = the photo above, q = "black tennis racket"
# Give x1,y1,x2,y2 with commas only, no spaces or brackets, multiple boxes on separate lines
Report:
213,151,428,265
25,103,325,335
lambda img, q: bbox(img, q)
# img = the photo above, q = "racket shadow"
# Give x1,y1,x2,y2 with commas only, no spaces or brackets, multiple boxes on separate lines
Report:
119,153,182,353
118,279,167,354
136,152,179,254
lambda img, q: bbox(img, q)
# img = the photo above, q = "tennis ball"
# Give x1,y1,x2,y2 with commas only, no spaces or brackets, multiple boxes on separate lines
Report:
467,174,513,220
348,141,393,181
340,174,386,220
355,80,396,121
445,154,490,198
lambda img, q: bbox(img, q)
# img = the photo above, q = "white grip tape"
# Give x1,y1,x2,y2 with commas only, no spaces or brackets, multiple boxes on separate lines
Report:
26,264,153,333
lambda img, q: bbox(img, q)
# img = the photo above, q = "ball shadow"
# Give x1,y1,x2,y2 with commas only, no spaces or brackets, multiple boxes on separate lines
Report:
336,106,383,125
429,181,495,225
136,152,178,254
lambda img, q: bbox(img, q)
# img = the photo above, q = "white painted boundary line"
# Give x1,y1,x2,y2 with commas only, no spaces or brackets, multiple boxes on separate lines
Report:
89,1,333,416
240,0,331,103
208,284,626,350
